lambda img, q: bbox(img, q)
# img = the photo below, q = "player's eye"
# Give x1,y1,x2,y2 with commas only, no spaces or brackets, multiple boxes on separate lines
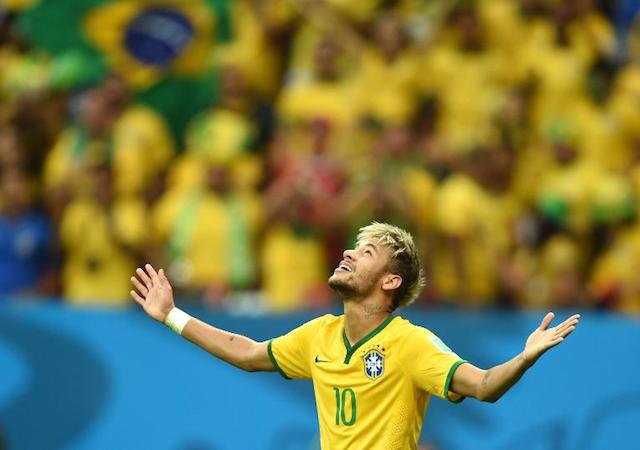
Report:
364,249,372,255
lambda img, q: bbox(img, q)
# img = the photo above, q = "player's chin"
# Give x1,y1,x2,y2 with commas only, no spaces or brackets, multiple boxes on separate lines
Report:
328,274,351,291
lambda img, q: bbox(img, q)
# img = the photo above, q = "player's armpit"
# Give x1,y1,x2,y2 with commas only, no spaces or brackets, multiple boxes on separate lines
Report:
449,362,487,400
245,341,277,372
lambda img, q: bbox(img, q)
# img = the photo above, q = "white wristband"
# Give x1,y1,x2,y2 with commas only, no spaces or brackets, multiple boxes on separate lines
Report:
164,307,192,335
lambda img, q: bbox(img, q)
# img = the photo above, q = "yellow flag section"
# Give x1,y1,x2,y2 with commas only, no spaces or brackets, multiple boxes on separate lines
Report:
269,314,466,450
83,0,215,88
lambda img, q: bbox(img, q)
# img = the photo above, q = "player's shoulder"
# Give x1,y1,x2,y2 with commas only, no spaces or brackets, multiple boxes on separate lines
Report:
302,313,343,332
311,313,341,323
390,315,437,338
393,316,458,355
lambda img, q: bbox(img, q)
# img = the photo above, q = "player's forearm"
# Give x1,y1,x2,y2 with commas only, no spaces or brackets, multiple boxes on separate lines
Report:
181,318,271,372
476,352,532,403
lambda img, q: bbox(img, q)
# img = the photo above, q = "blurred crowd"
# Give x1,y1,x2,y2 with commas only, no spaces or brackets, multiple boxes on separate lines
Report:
2,0,640,314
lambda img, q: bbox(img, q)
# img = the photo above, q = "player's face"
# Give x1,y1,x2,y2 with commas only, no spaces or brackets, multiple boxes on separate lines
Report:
328,240,392,299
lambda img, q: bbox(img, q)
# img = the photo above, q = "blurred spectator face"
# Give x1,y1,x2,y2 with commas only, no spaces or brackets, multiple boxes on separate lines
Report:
462,147,493,185
376,125,413,158
453,8,483,51
314,38,340,81
206,165,232,194
573,0,596,15
1,169,31,217
219,64,249,111
0,128,25,171
415,98,439,136
486,146,515,192
373,14,406,61
553,142,577,164
502,89,530,126
309,119,331,154
99,75,129,113
220,65,246,98
79,90,115,138
551,2,575,45
519,0,547,16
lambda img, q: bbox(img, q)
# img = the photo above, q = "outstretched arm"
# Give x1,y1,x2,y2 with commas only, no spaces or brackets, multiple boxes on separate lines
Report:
450,312,580,403
131,264,275,373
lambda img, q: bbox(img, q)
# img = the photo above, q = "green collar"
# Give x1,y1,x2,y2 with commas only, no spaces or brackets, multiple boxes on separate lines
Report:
342,315,396,364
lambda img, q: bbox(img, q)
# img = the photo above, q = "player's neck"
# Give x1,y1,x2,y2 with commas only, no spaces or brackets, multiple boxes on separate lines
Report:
343,298,391,346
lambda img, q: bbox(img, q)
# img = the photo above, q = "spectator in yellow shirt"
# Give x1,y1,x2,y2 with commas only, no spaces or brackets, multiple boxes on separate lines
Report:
171,64,261,194
153,161,263,304
420,4,509,154
353,12,420,124
430,147,519,305
44,75,175,200
277,36,360,129
60,164,147,306
213,0,292,99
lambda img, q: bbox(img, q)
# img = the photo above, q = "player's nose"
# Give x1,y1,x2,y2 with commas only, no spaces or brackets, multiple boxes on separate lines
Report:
343,248,355,260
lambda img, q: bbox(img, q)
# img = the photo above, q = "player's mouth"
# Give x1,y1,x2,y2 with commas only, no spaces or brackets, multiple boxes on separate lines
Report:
335,261,353,273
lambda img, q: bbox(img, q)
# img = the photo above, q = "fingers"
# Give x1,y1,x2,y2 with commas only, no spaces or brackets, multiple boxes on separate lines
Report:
131,276,148,296
553,314,580,336
548,337,564,348
557,314,581,329
539,312,555,330
558,325,576,339
159,268,172,289
145,264,160,284
130,289,145,305
136,267,153,289
555,323,577,339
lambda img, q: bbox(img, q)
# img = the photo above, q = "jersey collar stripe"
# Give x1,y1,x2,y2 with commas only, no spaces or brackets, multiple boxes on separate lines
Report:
342,315,396,364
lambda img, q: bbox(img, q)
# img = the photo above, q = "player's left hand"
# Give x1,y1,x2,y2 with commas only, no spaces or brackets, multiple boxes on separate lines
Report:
523,312,580,366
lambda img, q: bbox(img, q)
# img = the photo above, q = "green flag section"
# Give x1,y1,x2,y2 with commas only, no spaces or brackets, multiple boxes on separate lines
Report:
16,0,229,87
15,0,231,143
137,71,220,148
17,0,106,55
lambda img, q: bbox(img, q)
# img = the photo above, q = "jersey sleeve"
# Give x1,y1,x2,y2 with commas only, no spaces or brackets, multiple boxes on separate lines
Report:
268,315,330,380
404,327,468,403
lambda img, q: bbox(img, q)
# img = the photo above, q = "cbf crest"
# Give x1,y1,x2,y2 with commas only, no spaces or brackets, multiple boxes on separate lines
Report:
363,349,384,380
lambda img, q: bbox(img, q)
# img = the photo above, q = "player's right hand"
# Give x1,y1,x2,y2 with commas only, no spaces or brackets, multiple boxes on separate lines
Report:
130,264,175,323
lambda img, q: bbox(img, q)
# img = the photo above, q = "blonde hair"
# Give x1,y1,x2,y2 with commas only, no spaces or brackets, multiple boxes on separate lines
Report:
356,222,426,310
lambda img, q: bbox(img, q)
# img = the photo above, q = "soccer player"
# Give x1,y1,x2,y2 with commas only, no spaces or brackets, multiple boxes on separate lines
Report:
130,222,580,450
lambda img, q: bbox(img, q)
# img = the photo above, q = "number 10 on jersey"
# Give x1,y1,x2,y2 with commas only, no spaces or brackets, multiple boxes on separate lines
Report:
333,387,357,426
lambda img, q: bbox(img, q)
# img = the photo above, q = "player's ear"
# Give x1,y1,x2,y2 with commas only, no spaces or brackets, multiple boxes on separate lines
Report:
381,274,402,292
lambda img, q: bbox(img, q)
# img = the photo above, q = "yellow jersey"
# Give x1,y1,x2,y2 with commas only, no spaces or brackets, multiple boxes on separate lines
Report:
268,314,466,450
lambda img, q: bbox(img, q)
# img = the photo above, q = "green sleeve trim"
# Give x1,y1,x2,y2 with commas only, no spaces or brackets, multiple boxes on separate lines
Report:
267,339,291,380
444,360,468,403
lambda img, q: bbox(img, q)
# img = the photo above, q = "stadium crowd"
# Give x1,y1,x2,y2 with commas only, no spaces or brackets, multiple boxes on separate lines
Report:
1,0,640,314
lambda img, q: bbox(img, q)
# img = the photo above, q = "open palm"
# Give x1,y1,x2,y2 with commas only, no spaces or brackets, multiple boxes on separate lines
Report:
523,312,580,365
130,264,175,323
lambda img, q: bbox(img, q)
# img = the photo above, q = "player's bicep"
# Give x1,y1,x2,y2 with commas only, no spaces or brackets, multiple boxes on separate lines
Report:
449,362,485,399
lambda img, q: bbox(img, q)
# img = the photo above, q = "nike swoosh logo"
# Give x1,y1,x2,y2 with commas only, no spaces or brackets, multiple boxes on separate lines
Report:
315,356,330,363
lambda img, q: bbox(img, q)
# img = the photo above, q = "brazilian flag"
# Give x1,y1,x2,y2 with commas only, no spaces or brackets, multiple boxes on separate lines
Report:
15,0,233,142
